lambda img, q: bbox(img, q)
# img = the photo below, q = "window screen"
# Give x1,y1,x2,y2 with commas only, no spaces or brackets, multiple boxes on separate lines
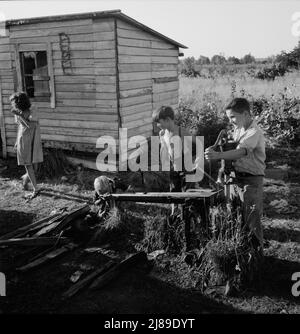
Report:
20,51,50,102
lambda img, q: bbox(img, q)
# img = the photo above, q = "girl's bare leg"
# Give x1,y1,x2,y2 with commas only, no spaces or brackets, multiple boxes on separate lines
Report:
24,165,38,193
21,173,30,190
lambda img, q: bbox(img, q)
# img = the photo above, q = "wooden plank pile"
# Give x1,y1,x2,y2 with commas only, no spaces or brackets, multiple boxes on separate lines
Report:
0,190,220,299
0,203,151,300
0,204,90,272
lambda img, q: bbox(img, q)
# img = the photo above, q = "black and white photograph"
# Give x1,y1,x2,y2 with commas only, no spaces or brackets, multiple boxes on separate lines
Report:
0,0,299,317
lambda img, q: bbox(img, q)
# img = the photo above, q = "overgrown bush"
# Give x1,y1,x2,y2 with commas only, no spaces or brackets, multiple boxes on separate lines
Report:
276,43,300,70
254,64,289,81
180,57,201,78
178,84,300,149
176,93,228,148
245,90,300,148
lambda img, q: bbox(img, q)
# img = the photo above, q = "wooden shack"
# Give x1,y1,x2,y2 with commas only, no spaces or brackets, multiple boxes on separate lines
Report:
0,9,187,158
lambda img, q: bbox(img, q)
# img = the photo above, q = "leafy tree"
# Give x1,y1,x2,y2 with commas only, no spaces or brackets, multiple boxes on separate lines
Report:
276,44,300,69
265,55,276,64
197,55,210,65
241,53,256,64
227,56,240,65
180,57,200,77
211,54,226,65
254,64,289,81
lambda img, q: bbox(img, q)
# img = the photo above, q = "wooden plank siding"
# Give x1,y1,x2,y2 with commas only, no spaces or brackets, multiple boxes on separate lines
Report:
116,18,179,138
4,17,120,153
2,15,181,155
0,33,14,156
93,17,119,137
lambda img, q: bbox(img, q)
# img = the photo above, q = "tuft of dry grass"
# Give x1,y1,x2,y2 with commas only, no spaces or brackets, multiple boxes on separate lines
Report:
135,205,186,254
196,203,263,291
36,148,73,179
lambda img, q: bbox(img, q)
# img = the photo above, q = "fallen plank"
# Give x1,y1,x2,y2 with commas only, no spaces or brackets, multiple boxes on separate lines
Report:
0,212,63,240
17,213,66,238
33,213,68,237
90,251,148,290
0,236,70,247
46,204,90,236
62,260,116,299
17,243,77,272
105,190,221,204
26,246,57,263
33,204,90,237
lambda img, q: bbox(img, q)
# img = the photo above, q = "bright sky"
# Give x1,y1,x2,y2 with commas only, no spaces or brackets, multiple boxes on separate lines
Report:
0,0,299,59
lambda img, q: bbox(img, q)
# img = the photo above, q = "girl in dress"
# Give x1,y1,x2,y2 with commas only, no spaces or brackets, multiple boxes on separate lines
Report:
10,92,43,199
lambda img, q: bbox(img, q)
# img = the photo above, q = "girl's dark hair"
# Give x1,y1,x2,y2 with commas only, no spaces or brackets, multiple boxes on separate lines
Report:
152,105,175,122
9,91,31,112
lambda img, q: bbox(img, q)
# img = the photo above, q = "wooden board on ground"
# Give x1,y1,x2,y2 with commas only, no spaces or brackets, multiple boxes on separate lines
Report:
106,189,221,204
90,252,148,290
0,212,63,240
23,214,67,237
33,213,68,237
62,260,116,299
34,204,90,236
0,237,70,247
17,243,77,272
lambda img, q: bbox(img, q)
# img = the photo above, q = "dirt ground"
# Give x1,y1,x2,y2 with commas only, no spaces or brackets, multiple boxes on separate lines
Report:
0,156,299,314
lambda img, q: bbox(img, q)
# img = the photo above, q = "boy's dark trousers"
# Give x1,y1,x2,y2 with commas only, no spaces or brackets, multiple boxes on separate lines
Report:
230,174,264,251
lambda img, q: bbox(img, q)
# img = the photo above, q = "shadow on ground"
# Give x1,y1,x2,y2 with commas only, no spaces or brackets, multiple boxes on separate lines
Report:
244,256,300,304
2,252,247,314
264,226,300,243
0,209,36,237
59,270,247,314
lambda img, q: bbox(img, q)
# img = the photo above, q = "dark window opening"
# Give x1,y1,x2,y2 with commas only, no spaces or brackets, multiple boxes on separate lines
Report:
20,51,50,102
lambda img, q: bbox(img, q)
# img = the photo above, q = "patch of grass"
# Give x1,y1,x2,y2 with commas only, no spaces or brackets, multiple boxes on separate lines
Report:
88,202,145,251
179,72,300,101
137,202,262,293
135,205,185,254
37,148,74,179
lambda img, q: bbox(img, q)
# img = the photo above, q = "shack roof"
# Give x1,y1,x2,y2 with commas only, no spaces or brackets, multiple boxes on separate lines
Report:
5,9,188,49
